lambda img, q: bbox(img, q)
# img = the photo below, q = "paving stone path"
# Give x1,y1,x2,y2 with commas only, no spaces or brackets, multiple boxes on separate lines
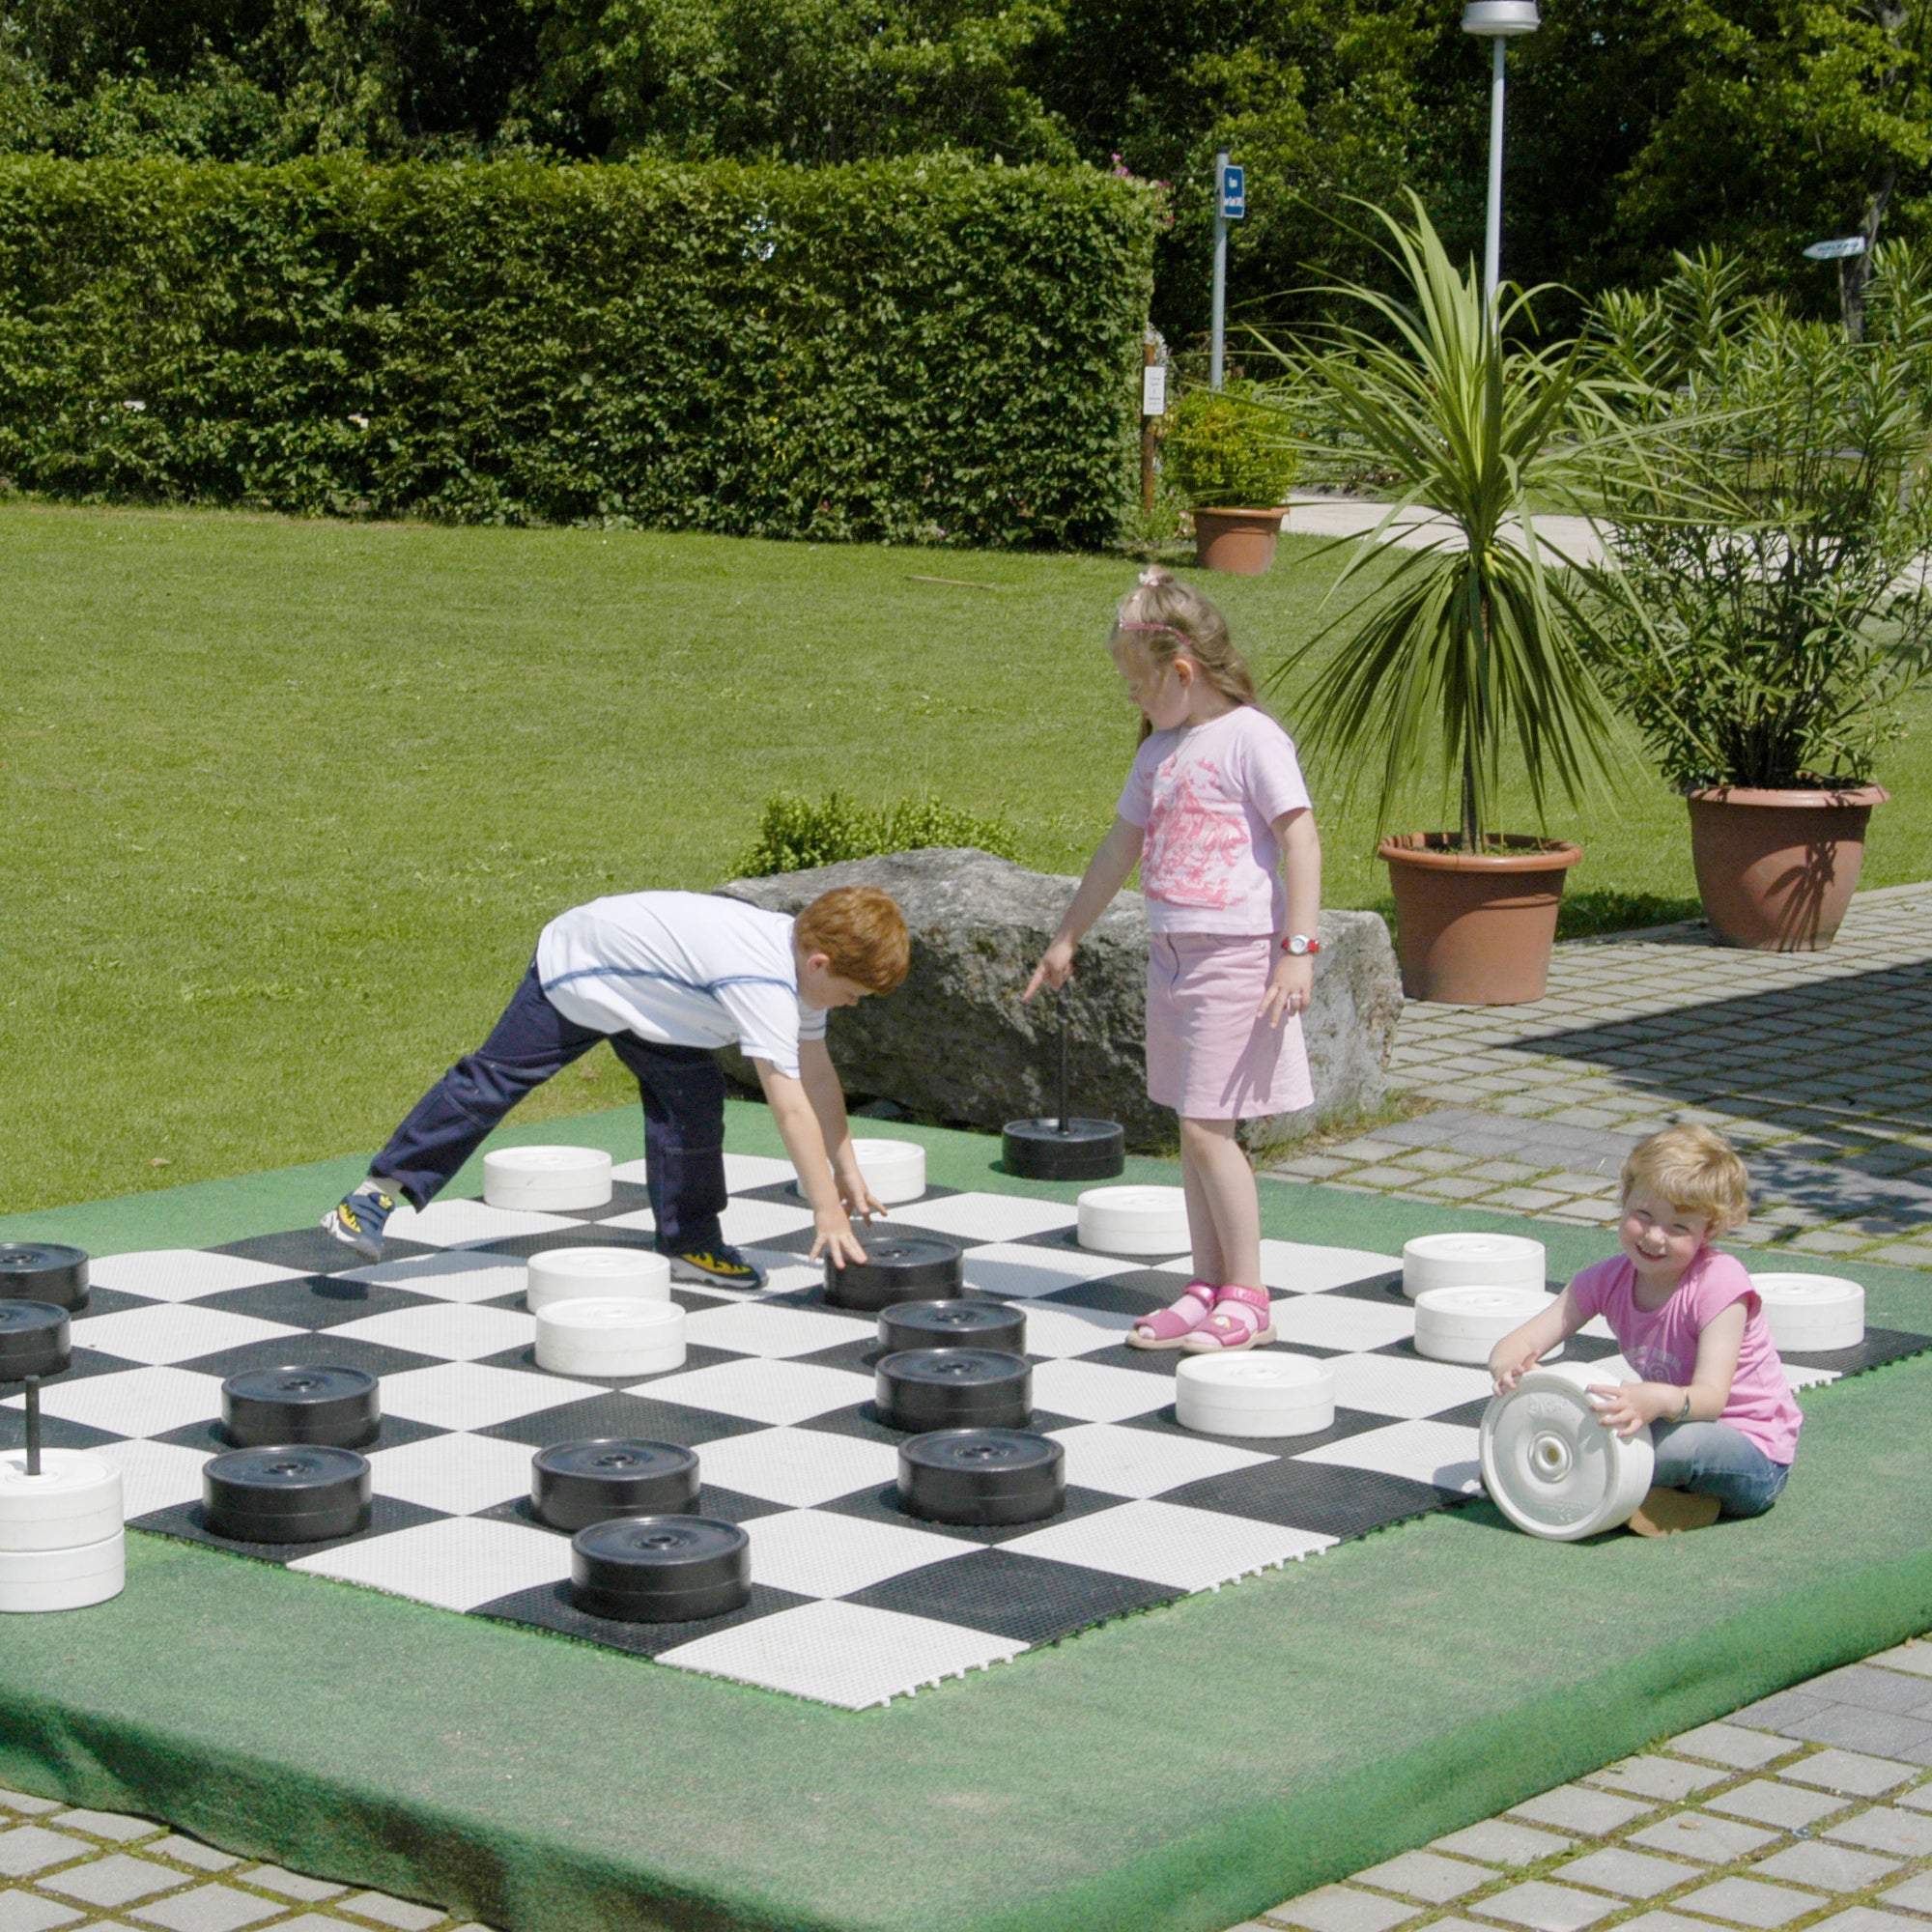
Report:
1266,884,1932,1265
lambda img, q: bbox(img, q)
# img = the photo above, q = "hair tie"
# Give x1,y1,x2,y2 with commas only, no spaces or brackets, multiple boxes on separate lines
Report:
1138,567,1162,587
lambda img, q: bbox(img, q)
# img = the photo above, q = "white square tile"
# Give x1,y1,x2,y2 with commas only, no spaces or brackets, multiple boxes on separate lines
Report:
1047,1421,1272,1498
1030,1357,1172,1423
720,1199,817,1245
7,1366,224,1438
754,1261,827,1297
334,1253,530,1305
71,1304,304,1368
1006,1497,1334,1589
1268,1298,1416,1353
367,1433,536,1516
1296,1419,1484,1493
91,1437,212,1517
658,1599,1024,1709
329,1304,536,1363
958,1244,1133,1299
379,1362,602,1432
1785,1364,1840,1391
1157,1239,1402,1293
744,1509,966,1598
692,1427,897,1507
1325,1353,1493,1419
1016,1303,1136,1357
680,1303,876,1360
640,1359,872,1426
85,1250,308,1304
290,1517,569,1610
903,1194,1079,1242
383,1201,584,1248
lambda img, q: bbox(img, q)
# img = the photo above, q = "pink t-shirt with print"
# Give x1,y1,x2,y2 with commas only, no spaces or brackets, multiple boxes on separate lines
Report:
1116,706,1312,935
1569,1249,1802,1464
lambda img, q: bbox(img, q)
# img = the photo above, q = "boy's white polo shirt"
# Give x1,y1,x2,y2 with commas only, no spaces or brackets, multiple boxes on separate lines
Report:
535,892,826,1079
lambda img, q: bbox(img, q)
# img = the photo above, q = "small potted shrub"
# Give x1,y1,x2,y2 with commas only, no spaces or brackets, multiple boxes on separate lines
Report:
1255,196,1625,1003
1582,249,1932,950
1163,383,1301,574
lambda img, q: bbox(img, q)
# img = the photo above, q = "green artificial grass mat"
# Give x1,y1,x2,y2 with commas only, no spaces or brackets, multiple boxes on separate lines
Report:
2,1116,1931,1931
11,499,1932,1217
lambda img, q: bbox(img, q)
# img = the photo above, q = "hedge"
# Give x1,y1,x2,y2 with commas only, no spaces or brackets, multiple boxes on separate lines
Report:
0,156,1156,548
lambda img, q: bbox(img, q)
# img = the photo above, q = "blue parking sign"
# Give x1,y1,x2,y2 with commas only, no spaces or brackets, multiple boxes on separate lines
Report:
1220,163,1246,220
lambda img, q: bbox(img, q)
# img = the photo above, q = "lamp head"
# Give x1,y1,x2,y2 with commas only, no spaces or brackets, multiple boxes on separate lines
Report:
1462,0,1540,33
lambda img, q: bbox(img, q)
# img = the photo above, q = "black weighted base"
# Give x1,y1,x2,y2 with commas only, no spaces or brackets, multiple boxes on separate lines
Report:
0,1244,89,1313
0,1301,70,1381
875,1349,1032,1432
879,1299,1026,1358
898,1430,1065,1525
222,1367,381,1450
570,1516,751,1622
532,1439,700,1533
825,1236,963,1312
1001,1118,1125,1182
202,1445,373,1543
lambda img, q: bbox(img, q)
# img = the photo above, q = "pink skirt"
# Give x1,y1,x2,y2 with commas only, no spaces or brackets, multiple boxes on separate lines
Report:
1146,932,1315,1121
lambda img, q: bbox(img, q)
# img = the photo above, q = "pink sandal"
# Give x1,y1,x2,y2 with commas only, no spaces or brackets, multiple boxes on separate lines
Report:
1126,1281,1217,1350
1181,1284,1277,1353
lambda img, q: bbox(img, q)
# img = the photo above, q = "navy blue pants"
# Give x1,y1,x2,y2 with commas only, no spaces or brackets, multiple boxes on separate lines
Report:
370,964,728,1255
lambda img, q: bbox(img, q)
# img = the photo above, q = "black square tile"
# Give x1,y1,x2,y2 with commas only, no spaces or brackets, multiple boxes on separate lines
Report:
474,1578,813,1657
11,1348,146,1389
131,1492,448,1563
195,1275,445,1330
1432,1398,1493,1429
70,1288,159,1321
1014,1227,1183,1264
472,1482,788,1537
1040,1274,1189,1319
1784,1326,1932,1378
817,1479,1124,1546
153,1411,447,1455
213,1228,436,1275
1162,1460,1450,1538
472,1341,741,1386
177,1336,443,1383
1326,1275,1413,1305
800,1403,1083,1446
1122,1404,1387,1455
846,1547,1179,1643
738,1177,964,1210
791,1338,881,1376
0,1409,119,1454
472,1226,654,1262
477,1391,754,1451
1560,1333,1624,1362
560,1180,655,1222
755,1220,966,1261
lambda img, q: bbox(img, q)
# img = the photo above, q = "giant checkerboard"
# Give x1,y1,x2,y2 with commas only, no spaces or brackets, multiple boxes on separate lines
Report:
9,1156,1921,1710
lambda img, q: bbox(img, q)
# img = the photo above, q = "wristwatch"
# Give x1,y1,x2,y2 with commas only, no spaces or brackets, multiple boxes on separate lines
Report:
1281,933,1321,956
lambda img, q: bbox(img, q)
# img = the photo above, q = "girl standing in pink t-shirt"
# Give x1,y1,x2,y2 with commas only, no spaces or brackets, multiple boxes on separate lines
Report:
1490,1125,1801,1535
1024,568,1321,1352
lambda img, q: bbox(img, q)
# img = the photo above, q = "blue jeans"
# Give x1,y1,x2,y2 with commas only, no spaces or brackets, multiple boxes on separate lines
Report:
1650,1421,1792,1519
370,964,729,1254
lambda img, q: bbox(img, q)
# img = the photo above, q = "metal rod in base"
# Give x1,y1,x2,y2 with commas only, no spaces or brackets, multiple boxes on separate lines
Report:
1057,1009,1071,1136
23,1378,40,1478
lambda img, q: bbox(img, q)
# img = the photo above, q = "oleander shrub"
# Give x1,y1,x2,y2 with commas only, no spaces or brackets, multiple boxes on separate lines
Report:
739,791,1024,875
0,155,1156,547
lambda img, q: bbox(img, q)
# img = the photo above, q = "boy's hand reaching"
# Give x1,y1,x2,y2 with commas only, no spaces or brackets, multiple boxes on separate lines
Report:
1023,939,1076,1003
835,1162,886,1222
811,1209,869,1270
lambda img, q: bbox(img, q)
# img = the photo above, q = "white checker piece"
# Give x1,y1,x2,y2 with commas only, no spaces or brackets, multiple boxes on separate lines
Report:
900,1192,1077,1242
86,1438,213,1517
85,1249,309,1303
639,1359,872,1426
1297,1419,1485,1493
1048,1422,1272,1498
1268,1296,1418,1354
959,1244,1137,1299
367,1433,537,1516
329,1304,536,1363
693,1427,898,1508
71,1303,303,1366
8,1366,224,1438
1018,1303,1136,1357
293,1518,570,1611
680,1302,875,1359
383,1201,585,1247
659,1600,1024,1711
336,1253,530,1305
1157,1239,1401,1294
744,1510,966,1598
379,1362,603,1432
1325,1352,1494,1419
1029,1357,1172,1423
1007,1499,1335,1591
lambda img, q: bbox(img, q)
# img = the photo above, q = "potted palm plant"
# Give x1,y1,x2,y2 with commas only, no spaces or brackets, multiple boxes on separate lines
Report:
1163,383,1301,574
1258,196,1629,1004
1580,247,1932,950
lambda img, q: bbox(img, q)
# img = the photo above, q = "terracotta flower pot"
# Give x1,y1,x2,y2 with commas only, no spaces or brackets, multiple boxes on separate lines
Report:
1192,506,1286,575
1685,784,1889,952
1378,834,1584,1004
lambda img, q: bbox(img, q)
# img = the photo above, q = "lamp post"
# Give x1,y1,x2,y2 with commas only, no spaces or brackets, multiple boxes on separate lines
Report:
1461,0,1539,312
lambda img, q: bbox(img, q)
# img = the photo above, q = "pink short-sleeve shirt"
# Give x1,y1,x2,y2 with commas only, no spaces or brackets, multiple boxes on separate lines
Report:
1569,1249,1802,1464
1116,706,1312,935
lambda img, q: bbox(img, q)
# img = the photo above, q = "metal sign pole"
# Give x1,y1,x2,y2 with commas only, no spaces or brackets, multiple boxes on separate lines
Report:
1484,36,1506,309
1210,149,1229,392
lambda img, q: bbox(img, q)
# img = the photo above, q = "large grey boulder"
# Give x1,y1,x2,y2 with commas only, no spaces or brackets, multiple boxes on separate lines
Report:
716,848,1401,1151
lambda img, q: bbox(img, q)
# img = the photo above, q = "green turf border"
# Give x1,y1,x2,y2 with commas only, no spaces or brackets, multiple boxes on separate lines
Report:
1,1112,1928,1932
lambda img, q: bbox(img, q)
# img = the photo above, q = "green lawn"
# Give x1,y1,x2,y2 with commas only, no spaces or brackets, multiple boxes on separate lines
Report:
7,501,1930,1215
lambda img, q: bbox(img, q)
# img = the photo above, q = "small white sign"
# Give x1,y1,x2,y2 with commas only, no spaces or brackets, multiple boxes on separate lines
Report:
1803,236,1867,261
1142,365,1167,415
